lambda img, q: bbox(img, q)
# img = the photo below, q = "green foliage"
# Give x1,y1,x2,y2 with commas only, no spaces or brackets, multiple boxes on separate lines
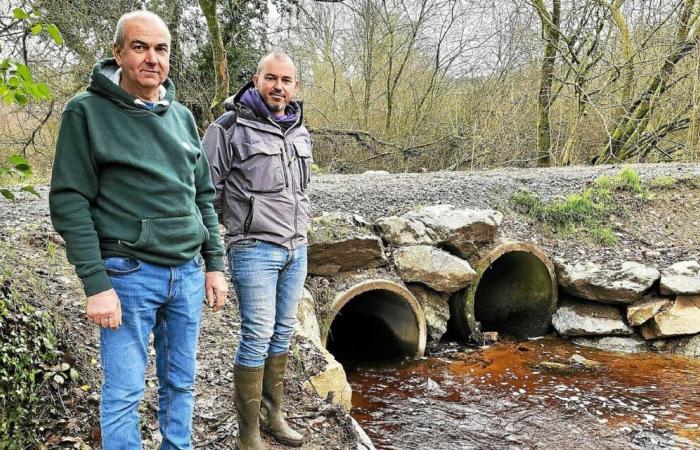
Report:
0,269,59,447
1,8,63,106
0,8,62,201
594,167,642,193
0,154,39,201
511,187,618,245
508,169,655,245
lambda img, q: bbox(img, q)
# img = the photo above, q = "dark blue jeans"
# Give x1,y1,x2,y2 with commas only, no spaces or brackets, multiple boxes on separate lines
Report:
228,240,307,367
100,256,204,450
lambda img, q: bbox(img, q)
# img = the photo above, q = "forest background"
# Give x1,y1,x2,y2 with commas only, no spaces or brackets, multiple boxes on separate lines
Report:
3,0,700,180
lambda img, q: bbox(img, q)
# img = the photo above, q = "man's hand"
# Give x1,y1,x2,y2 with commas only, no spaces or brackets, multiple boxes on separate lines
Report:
87,289,122,330
205,271,228,312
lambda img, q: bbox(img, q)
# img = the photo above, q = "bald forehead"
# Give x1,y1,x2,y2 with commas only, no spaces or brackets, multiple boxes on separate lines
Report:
257,54,297,77
125,16,170,40
114,11,170,48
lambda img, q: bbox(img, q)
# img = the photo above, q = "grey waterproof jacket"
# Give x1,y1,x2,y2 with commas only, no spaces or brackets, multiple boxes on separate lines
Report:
202,83,312,250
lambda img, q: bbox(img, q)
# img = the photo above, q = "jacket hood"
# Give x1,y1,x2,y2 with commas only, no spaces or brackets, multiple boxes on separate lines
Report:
87,58,175,113
223,81,304,124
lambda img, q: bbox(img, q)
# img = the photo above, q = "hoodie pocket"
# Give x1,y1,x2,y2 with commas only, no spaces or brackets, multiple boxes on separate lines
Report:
237,143,285,193
121,215,207,258
293,139,312,190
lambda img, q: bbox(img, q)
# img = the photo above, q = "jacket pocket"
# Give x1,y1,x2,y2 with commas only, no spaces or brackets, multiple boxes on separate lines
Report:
121,215,207,257
237,142,285,193
293,139,312,190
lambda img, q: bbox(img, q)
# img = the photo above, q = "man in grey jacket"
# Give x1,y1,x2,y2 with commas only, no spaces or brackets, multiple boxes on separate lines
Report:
203,52,311,450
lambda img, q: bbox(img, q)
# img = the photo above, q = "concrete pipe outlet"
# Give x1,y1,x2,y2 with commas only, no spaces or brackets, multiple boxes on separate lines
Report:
450,242,558,342
323,280,427,368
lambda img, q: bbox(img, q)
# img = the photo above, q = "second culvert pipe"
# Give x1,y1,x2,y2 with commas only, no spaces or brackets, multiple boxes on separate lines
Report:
449,242,558,342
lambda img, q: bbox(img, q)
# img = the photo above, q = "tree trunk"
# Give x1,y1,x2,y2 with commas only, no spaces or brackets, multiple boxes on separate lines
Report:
534,0,561,167
597,0,698,163
687,48,700,158
198,0,229,120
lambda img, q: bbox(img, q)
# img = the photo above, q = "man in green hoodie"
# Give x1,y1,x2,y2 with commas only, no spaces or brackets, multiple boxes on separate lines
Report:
49,11,227,450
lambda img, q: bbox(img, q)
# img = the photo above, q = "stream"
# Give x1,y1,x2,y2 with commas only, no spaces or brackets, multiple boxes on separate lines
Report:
348,337,700,449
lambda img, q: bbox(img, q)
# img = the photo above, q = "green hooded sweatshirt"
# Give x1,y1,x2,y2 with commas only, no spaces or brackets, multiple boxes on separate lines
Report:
49,58,225,296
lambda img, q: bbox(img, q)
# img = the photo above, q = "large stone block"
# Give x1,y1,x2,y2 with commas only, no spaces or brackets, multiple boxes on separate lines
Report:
656,333,700,358
374,216,432,246
308,213,387,275
402,205,503,258
660,261,700,295
552,297,633,337
406,283,450,341
626,295,673,326
640,296,700,339
295,289,353,410
555,259,660,304
394,245,476,293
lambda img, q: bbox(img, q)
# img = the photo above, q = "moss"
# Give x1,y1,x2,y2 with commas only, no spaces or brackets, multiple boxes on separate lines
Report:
588,226,619,246
308,212,371,244
648,175,678,189
313,284,338,338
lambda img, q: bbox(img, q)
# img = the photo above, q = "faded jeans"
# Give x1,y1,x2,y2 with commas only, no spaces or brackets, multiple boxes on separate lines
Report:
228,240,307,368
99,256,204,450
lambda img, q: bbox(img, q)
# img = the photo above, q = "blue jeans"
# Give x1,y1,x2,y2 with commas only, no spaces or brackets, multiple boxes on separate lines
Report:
228,240,307,368
99,256,204,450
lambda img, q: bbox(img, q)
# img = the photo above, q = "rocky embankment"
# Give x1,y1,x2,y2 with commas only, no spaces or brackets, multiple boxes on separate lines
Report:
305,163,700,359
2,162,700,448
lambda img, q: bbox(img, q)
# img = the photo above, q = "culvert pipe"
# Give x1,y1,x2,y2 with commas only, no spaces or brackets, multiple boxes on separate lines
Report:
322,279,427,367
449,242,558,342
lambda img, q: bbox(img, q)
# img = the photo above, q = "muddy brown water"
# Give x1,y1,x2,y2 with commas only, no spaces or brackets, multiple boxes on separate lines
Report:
348,337,700,449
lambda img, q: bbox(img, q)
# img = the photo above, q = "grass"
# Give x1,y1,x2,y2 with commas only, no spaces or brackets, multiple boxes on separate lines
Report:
594,167,642,193
510,168,654,246
648,175,678,189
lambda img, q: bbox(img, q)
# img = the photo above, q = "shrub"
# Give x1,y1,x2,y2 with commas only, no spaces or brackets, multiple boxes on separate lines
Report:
0,271,59,448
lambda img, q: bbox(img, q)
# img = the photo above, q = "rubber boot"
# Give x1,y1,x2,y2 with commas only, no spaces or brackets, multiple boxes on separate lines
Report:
260,352,304,447
233,364,266,450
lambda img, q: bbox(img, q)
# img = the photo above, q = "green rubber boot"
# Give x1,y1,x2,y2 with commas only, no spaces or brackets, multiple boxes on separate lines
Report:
233,364,267,450
260,352,304,447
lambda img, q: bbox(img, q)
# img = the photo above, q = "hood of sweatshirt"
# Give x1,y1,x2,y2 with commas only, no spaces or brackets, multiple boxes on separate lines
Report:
223,81,303,127
86,58,175,114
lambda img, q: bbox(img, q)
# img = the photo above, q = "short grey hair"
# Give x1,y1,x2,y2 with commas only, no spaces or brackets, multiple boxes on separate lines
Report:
113,10,170,48
256,52,297,76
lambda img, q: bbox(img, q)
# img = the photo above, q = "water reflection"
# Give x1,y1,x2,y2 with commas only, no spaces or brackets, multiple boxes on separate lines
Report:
349,337,700,449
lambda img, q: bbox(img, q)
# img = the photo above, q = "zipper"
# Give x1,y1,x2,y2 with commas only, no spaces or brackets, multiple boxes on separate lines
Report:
244,196,255,236
280,150,289,188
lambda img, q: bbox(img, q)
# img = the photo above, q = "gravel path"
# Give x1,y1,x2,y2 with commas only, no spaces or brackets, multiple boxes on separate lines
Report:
309,162,700,269
309,162,700,219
